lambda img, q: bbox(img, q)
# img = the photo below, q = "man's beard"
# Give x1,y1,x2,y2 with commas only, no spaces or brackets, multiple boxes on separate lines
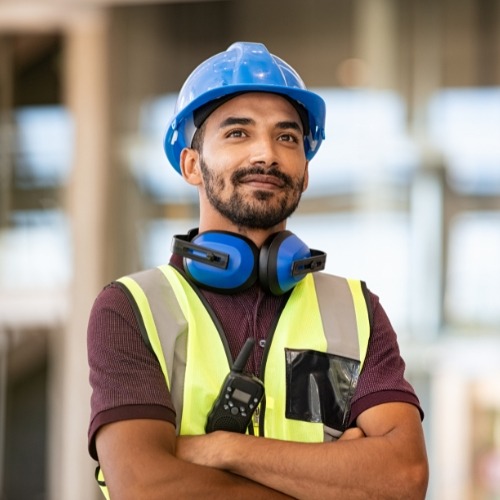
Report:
199,157,305,230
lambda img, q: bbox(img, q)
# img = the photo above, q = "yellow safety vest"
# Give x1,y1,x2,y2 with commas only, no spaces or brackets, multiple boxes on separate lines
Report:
96,264,371,498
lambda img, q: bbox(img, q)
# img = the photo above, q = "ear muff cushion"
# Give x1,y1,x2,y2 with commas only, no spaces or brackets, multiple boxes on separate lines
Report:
259,231,311,295
184,231,259,293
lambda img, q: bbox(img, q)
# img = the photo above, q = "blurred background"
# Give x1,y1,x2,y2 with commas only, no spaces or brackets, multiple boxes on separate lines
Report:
0,0,499,498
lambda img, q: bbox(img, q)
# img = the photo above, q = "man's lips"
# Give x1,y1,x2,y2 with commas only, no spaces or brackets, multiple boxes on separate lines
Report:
239,174,285,188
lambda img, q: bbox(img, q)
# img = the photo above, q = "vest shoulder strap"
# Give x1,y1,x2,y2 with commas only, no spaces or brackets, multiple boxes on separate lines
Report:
115,266,188,389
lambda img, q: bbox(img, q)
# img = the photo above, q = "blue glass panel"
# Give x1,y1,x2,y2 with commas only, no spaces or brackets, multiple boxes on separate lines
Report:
428,88,500,194
14,106,73,188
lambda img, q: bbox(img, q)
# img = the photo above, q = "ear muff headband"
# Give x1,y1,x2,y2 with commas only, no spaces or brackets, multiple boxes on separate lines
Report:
172,229,326,295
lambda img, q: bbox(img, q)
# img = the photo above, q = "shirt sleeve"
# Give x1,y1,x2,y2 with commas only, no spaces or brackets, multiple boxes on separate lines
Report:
87,283,176,461
348,289,423,425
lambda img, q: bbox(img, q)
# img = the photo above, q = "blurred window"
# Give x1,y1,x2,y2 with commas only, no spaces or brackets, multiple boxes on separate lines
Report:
1,105,73,291
428,88,500,194
14,105,73,188
446,211,500,328
0,210,71,289
307,89,418,196
128,94,197,203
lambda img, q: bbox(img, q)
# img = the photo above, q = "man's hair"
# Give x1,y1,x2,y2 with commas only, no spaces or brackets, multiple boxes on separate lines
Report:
191,120,206,153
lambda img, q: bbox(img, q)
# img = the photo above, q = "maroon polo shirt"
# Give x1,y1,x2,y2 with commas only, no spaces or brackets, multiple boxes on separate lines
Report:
87,255,422,460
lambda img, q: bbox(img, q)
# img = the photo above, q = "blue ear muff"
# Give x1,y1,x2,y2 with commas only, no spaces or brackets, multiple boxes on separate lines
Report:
173,230,259,293
260,231,324,295
172,229,326,295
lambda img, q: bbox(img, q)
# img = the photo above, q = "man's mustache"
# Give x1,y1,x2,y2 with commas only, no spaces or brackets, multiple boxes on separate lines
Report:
231,166,294,187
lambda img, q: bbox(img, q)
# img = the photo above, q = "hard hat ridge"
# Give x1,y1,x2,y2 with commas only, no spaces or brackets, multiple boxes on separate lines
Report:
164,41,326,174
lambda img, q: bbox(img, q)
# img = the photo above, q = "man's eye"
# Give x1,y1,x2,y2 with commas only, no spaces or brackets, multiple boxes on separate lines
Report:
279,133,299,143
227,129,246,138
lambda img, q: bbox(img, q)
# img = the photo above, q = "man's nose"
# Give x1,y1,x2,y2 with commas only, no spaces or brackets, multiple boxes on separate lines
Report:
248,136,279,167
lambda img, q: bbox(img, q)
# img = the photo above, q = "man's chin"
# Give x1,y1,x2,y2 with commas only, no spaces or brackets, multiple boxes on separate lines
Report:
252,189,276,201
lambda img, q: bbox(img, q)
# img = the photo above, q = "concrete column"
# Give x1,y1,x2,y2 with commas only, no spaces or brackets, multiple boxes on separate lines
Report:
350,0,400,210
352,0,399,89
409,165,445,338
407,0,445,340
49,8,111,500
0,35,13,229
0,330,7,494
408,0,442,144
432,365,472,500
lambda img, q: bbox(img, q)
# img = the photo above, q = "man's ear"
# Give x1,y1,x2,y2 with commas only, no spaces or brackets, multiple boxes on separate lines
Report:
180,148,202,185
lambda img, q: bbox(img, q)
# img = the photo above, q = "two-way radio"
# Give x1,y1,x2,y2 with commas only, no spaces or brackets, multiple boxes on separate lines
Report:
205,338,265,434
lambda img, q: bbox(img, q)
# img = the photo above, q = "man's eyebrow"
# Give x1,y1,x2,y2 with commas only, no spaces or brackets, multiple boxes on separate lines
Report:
218,117,303,134
219,116,255,128
277,120,303,133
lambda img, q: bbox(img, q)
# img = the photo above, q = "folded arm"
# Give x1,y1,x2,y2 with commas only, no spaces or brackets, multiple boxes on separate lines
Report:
176,402,429,500
95,419,294,500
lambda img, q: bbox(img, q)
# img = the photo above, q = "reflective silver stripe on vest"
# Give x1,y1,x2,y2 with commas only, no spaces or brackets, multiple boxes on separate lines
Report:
302,273,364,441
313,273,361,361
126,267,188,429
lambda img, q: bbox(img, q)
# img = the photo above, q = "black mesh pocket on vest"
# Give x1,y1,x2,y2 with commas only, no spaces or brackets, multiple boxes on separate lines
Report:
285,349,360,431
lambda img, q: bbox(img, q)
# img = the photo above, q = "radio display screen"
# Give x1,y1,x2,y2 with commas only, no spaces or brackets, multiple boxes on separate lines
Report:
232,388,251,404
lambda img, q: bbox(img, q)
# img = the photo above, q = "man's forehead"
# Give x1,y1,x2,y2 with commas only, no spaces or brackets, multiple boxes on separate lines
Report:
208,93,303,125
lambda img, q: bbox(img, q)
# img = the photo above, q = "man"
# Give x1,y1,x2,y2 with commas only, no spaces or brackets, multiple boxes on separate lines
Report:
88,42,428,499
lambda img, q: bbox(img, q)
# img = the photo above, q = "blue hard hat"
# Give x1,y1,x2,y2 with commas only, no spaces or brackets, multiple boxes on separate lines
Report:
164,41,326,174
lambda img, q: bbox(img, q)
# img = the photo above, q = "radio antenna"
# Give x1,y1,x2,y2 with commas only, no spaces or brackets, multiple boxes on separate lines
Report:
232,338,255,373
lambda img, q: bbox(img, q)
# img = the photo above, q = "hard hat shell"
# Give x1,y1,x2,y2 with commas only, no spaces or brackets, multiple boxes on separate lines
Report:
164,41,326,174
